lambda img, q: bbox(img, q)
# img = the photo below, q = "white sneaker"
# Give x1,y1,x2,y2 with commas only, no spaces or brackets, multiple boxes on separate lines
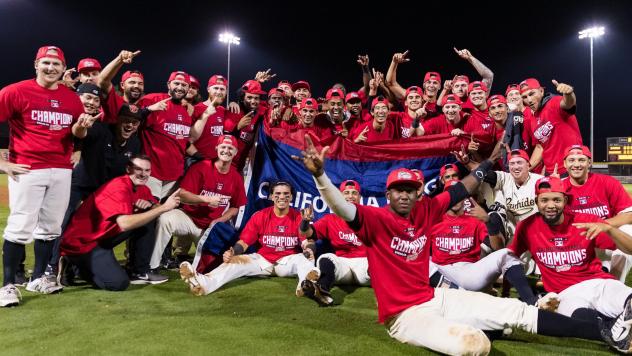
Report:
0,284,22,307
535,292,560,312
179,262,205,296
26,275,63,294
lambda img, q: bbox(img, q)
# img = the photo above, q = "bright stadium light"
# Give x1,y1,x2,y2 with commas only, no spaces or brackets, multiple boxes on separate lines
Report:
218,31,240,104
578,26,605,158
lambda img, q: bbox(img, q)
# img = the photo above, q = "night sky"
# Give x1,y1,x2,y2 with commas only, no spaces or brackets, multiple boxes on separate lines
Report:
1,0,631,161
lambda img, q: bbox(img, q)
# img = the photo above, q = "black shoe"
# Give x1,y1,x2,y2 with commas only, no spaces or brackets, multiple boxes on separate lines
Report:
600,299,632,354
130,270,168,285
161,257,180,270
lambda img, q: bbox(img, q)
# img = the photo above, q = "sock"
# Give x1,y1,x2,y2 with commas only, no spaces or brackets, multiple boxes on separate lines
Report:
504,265,537,305
317,258,336,292
537,310,602,341
571,308,607,322
3,241,25,286
33,240,55,280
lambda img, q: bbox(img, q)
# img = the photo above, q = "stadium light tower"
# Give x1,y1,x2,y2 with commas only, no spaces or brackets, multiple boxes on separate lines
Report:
578,26,605,158
219,31,240,104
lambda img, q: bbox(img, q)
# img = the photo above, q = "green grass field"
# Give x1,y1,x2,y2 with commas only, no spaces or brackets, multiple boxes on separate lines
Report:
0,179,630,355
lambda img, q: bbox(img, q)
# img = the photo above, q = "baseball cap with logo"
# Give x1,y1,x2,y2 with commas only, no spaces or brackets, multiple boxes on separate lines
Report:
443,179,461,191
441,94,463,107
439,163,461,178
410,169,425,183
505,84,520,96
326,88,344,102
208,74,227,88
507,149,530,165
345,91,362,103
189,75,200,89
77,58,102,73
453,75,470,85
339,180,361,193
216,134,238,149
168,71,191,84
242,80,266,95
268,87,285,97
535,176,566,196
371,96,389,109
386,168,422,189
300,98,318,110
519,78,541,94
118,103,143,121
487,94,507,107
405,86,423,98
121,70,144,84
35,45,66,64
292,80,311,92
468,81,488,94
76,83,102,97
564,144,592,159
424,71,441,83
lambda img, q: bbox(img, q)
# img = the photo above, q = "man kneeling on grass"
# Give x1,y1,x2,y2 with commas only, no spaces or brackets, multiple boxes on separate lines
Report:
179,181,316,296
59,154,180,290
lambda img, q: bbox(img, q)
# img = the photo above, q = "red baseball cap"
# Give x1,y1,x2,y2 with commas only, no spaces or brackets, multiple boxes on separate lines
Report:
405,86,423,98
487,94,507,107
339,180,361,193
507,149,530,165
371,96,389,109
444,179,460,191
292,80,311,92
424,71,441,83
189,75,200,89
468,81,488,94
268,87,285,97
77,58,101,72
410,169,425,183
453,75,470,85
300,98,318,110
168,71,191,84
505,84,520,96
564,144,592,159
216,134,238,149
277,80,291,88
345,91,362,103
441,94,463,106
35,45,66,64
326,88,345,102
386,168,422,189
207,74,227,88
439,163,460,178
242,80,266,95
535,176,566,196
519,78,541,94
121,70,144,84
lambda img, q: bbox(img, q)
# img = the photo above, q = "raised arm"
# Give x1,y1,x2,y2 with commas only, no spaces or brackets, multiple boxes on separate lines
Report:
551,79,576,111
96,50,141,93
454,48,494,91
385,51,409,100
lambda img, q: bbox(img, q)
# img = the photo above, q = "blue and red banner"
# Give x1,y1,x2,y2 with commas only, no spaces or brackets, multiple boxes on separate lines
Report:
241,125,475,223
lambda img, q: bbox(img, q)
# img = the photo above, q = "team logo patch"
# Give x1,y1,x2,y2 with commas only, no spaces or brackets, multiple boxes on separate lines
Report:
551,237,568,247
278,225,286,233
50,99,60,108
177,114,183,121
451,225,461,234
216,183,224,191
398,171,412,180
129,104,139,113
578,196,588,205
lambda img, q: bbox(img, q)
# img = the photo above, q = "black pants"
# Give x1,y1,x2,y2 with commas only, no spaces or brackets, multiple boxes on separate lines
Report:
66,222,155,291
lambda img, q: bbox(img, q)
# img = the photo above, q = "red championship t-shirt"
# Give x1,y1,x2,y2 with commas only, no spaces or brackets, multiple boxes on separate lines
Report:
391,111,417,139
564,173,632,219
313,214,366,258
349,119,399,143
224,105,267,171
240,207,305,263
102,86,153,124
0,79,84,169
526,95,582,175
422,114,463,135
141,93,192,181
179,160,246,229
509,212,616,293
352,192,451,323
191,103,225,160
60,175,157,255
430,214,487,265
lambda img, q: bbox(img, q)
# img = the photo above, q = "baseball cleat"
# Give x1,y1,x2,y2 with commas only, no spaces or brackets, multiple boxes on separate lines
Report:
299,279,333,306
179,262,205,296
535,292,560,312
0,284,22,307
600,313,632,353
25,275,63,294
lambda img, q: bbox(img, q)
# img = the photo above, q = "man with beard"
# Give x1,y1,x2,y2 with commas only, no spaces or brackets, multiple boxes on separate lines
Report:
316,88,356,138
59,155,180,290
179,181,315,297
267,88,295,129
298,180,369,306
184,75,202,106
350,96,401,143
0,46,98,305
150,135,246,274
562,145,632,282
61,58,103,89
345,91,366,122
187,75,228,163
141,71,195,199
509,176,632,353
280,98,332,140
520,78,582,176
297,135,629,355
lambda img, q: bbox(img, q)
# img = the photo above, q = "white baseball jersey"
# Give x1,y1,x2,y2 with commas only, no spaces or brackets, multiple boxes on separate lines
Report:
493,171,544,240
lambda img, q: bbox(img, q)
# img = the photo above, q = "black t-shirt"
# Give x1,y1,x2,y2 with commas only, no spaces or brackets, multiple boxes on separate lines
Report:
71,122,140,190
